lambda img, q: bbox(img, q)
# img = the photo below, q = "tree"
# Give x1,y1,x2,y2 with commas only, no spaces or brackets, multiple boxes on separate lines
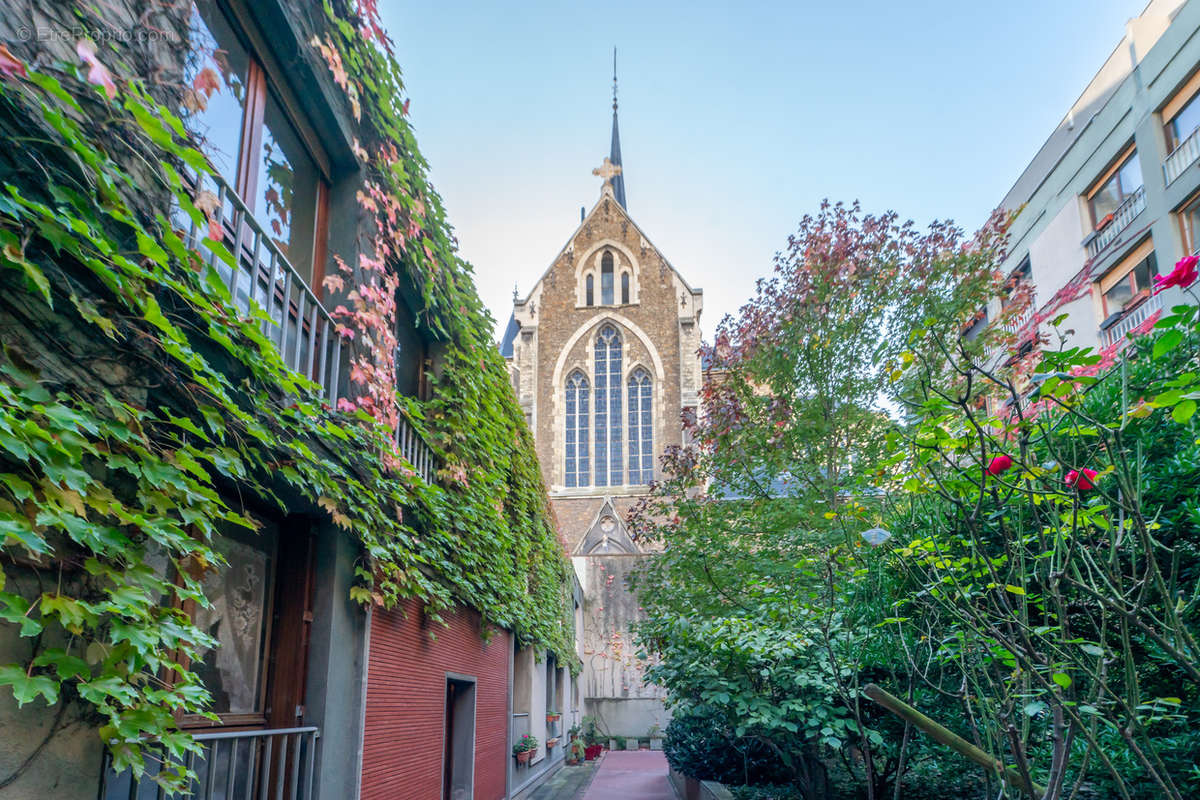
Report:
632,202,1007,798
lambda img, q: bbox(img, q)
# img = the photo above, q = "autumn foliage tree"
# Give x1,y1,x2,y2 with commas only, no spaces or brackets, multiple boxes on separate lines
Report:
632,202,1008,798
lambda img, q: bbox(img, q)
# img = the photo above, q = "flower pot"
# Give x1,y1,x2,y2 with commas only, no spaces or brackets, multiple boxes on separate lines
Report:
547,737,559,749
516,750,532,765
546,713,560,723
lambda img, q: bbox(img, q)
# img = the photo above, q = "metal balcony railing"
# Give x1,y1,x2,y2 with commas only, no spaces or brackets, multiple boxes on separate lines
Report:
396,414,436,483
1087,186,1146,259
1102,292,1163,348
101,726,320,800
180,173,343,405
1164,126,1200,185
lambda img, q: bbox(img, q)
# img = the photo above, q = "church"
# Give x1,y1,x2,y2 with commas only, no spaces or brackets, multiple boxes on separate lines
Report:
501,72,704,741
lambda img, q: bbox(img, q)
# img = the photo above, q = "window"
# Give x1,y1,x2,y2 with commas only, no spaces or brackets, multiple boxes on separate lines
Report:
1168,92,1200,151
1099,240,1157,319
621,272,630,304
1164,71,1200,151
585,274,594,306
1179,194,1200,254
627,368,653,484
1087,149,1142,228
594,325,623,486
565,371,591,488
601,252,614,305
185,0,329,288
171,516,315,731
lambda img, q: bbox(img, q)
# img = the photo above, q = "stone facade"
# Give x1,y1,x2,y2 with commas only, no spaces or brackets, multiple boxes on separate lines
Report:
504,177,702,738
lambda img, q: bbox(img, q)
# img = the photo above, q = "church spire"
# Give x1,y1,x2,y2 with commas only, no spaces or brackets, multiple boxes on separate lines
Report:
609,47,626,209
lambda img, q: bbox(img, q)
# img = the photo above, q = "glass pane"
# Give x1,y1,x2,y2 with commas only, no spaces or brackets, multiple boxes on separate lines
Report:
1173,94,1200,149
185,0,249,187
601,254,614,305
586,275,594,306
1132,252,1158,293
1104,278,1134,315
257,91,321,284
1186,202,1200,253
621,273,629,304
1117,152,1142,197
1090,176,1121,223
190,523,277,715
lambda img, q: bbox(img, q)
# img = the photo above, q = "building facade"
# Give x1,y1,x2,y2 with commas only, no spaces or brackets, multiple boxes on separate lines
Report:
0,2,574,799
502,93,703,741
985,0,1200,356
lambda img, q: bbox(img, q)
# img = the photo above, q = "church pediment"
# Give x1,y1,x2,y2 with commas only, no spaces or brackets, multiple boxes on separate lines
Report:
575,497,640,555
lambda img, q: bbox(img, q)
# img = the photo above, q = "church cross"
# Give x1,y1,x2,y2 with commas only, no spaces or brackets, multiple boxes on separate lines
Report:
592,157,622,187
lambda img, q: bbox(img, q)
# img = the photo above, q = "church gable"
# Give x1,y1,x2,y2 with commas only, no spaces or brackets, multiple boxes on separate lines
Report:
575,497,640,555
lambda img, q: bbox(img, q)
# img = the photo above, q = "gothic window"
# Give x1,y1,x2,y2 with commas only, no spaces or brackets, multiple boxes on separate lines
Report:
621,272,630,304
601,252,614,305
565,371,590,488
585,274,594,306
593,325,623,486
627,368,653,484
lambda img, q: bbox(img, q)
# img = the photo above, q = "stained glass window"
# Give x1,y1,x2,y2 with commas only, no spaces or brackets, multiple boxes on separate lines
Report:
594,325,623,485
627,369,653,484
565,371,590,487
601,252,614,305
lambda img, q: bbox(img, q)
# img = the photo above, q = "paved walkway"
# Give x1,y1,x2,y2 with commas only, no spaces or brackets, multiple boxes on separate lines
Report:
524,758,601,800
582,751,675,800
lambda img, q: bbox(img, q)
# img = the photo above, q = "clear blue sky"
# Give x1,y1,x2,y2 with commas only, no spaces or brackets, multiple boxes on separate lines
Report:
381,0,1146,339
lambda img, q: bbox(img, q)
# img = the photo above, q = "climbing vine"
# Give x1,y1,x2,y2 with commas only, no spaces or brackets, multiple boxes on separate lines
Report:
0,0,573,790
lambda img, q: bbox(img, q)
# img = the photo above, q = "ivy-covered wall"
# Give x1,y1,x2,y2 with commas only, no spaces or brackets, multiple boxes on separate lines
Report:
0,0,574,794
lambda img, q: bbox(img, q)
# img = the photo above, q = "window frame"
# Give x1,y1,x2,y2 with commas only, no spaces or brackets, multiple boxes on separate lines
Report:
189,0,333,296
1086,146,1141,230
1163,69,1200,152
1098,238,1157,320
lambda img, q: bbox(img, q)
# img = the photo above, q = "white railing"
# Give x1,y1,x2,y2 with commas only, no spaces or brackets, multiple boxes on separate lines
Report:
1164,126,1200,185
396,414,436,483
179,173,343,404
1102,293,1163,347
1087,186,1146,259
102,726,319,800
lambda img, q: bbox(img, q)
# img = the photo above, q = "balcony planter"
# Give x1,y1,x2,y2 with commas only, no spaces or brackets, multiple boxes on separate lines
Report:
515,749,532,765
546,712,561,723
546,737,559,749
584,744,604,761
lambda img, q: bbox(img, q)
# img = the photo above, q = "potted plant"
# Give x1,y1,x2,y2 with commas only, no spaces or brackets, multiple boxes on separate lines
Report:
648,724,664,751
513,734,538,765
547,736,559,749
568,723,582,741
546,709,561,723
567,738,587,765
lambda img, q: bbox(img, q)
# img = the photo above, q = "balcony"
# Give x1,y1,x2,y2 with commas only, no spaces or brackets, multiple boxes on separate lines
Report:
1086,186,1146,260
181,173,344,405
1101,292,1163,348
101,726,320,800
396,414,436,483
1164,126,1200,185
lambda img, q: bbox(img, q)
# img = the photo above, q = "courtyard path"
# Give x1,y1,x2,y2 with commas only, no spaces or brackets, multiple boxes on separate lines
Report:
581,751,675,800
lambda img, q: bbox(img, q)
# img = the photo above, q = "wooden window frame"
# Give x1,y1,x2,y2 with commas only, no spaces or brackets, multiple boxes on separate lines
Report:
168,521,315,733
1163,69,1200,151
1086,145,1138,229
1098,238,1156,319
1177,189,1200,255
200,0,332,300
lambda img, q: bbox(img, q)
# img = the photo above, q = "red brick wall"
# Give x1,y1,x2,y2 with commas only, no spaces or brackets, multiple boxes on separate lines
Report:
362,600,511,800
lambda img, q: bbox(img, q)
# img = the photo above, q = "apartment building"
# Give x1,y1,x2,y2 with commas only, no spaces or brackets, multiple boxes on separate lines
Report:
989,0,1200,354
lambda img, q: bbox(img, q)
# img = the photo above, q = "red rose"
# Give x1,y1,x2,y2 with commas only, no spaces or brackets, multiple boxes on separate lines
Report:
1065,468,1098,491
986,454,1013,476
1153,255,1199,295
